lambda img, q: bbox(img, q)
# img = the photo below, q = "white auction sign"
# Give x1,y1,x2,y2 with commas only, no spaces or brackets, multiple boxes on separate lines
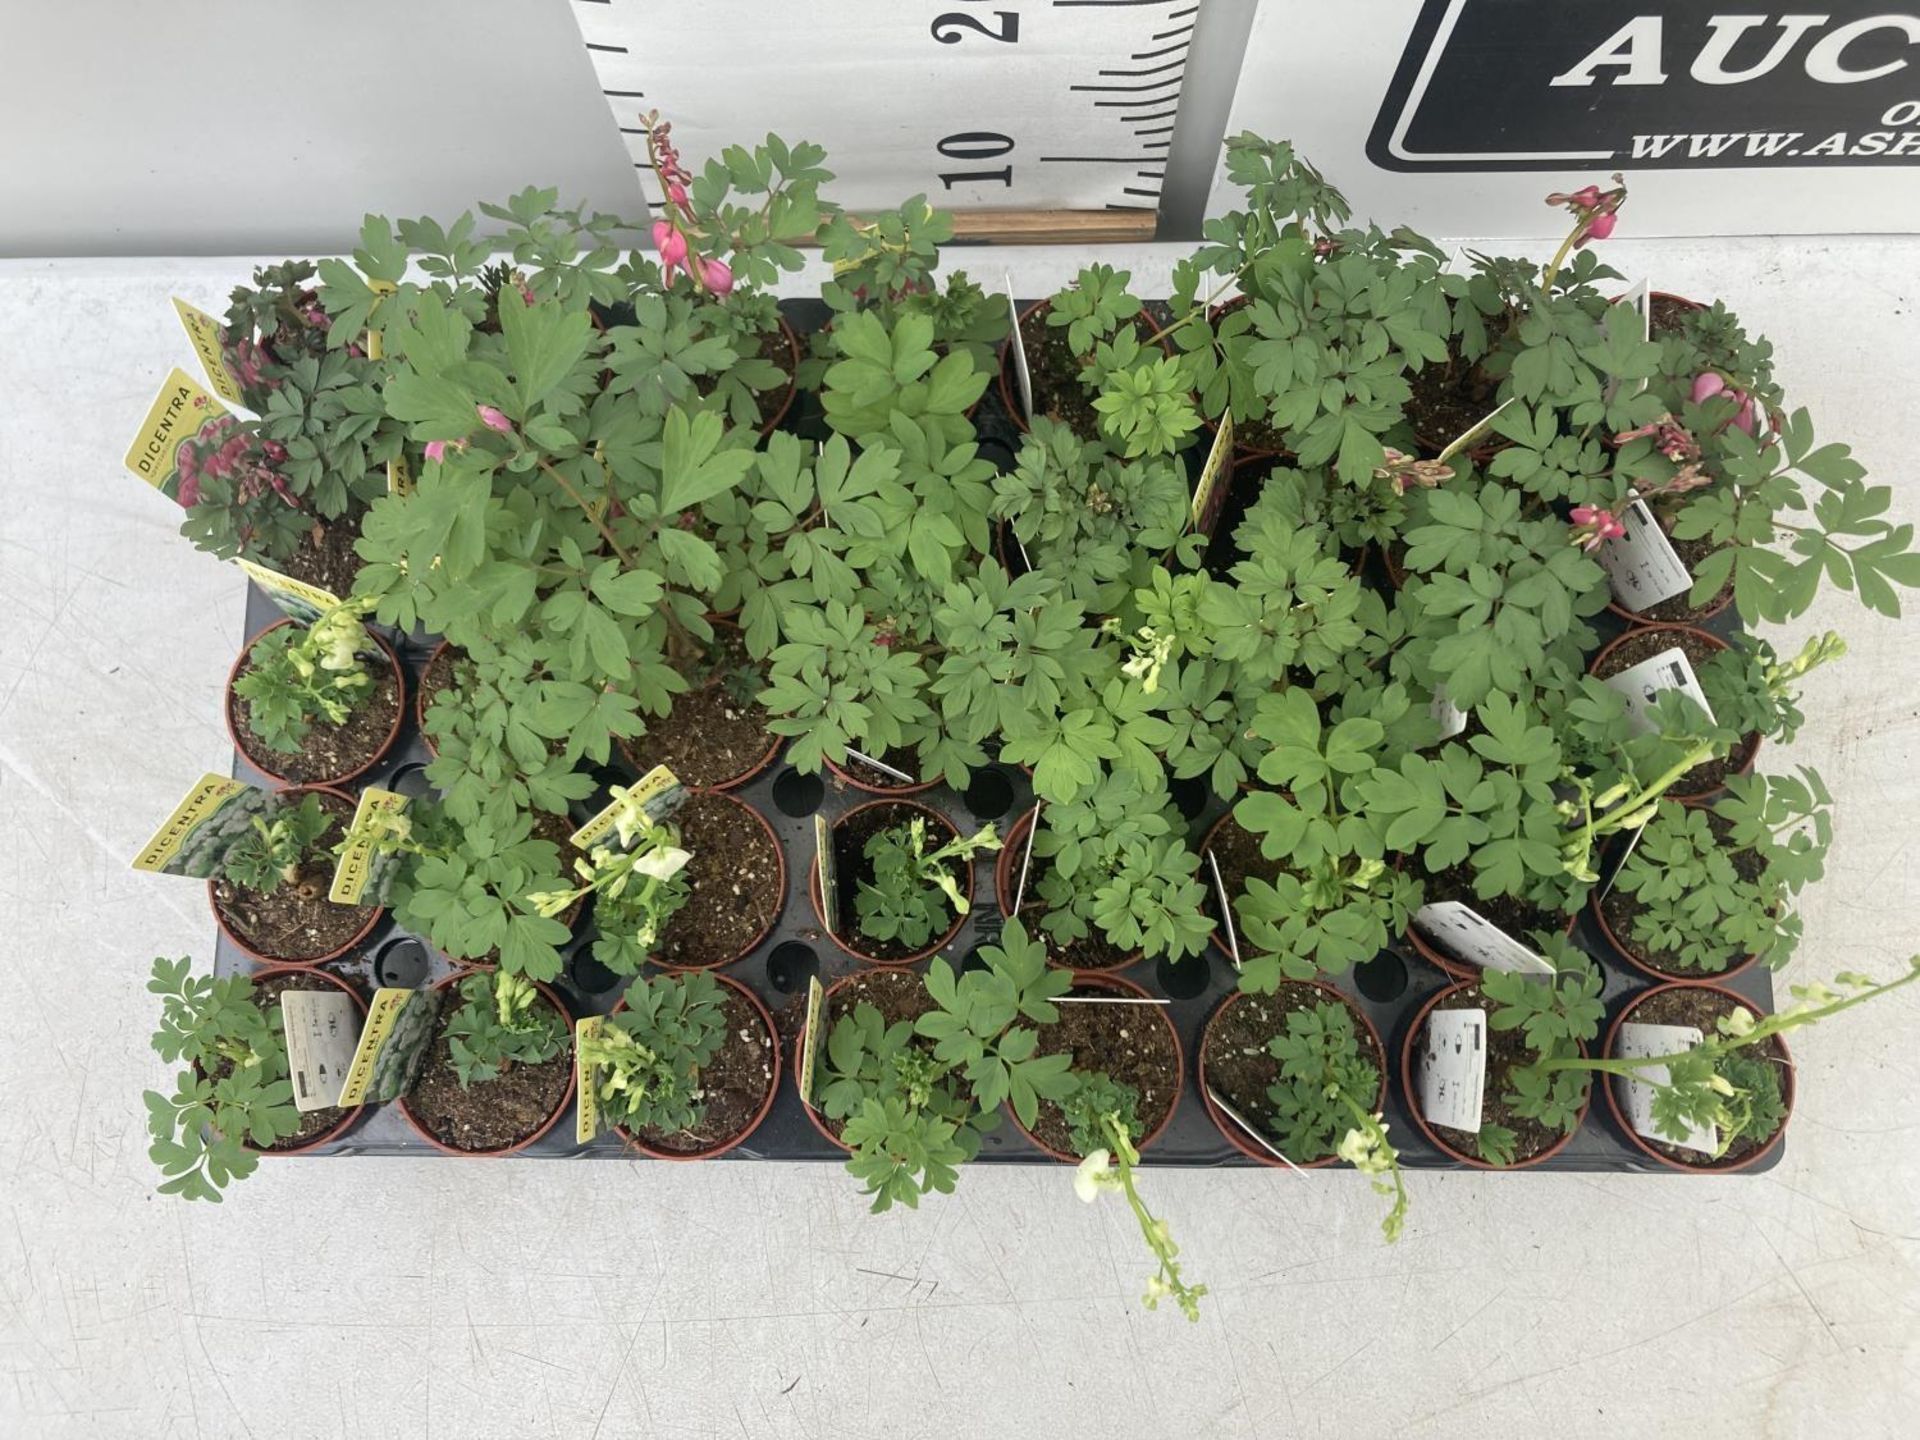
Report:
573,0,1197,214
1212,0,1920,236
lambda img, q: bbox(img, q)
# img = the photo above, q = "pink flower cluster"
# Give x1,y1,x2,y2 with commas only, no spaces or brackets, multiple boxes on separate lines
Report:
1690,371,1757,436
174,416,293,511
1545,174,1628,248
1613,414,1701,463
1568,504,1626,553
646,116,734,297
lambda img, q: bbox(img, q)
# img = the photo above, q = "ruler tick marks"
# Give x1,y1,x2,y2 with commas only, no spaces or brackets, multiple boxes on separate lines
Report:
1129,41,1192,61
1072,77,1184,93
584,42,629,53
1100,58,1188,76
1152,24,1195,40
603,89,646,98
1133,125,1176,136
1120,109,1179,122
1122,187,1162,197
1042,155,1167,163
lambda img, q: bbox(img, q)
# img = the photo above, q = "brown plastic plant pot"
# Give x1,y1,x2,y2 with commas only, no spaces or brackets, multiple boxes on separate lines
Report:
1604,577,1736,630
240,966,368,1155
1004,970,1185,1163
651,789,788,971
822,749,940,798
1405,906,1579,982
225,619,407,787
1601,982,1794,1174
617,616,786,791
415,639,458,758
395,974,578,1158
209,783,387,967
806,797,975,967
1197,296,1290,463
991,806,1144,973
792,968,934,1153
1197,983,1387,1169
1586,621,1760,805
995,298,1177,440
757,316,803,439
607,972,782,1160
1399,981,1593,1170
1589,879,1762,986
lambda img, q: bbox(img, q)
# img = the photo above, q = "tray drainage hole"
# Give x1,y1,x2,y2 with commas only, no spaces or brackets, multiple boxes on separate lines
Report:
962,767,1016,820
570,951,622,996
1155,953,1210,1000
1353,951,1409,1003
772,767,825,817
766,942,819,994
374,938,431,989
388,763,435,800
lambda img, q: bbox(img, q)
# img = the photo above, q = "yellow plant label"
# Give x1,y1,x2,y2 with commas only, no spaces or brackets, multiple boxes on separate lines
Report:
813,813,840,935
234,558,340,625
124,368,230,501
387,453,414,497
131,772,271,875
1190,410,1234,537
798,975,825,1108
570,765,686,850
328,787,410,905
171,298,246,406
337,986,444,1107
575,1016,604,1143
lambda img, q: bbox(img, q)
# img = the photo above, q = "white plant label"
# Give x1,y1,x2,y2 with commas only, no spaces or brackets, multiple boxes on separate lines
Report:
1412,902,1556,977
1615,1022,1719,1156
279,990,360,1113
1604,647,1717,736
1428,683,1468,744
1013,805,1041,915
1417,1007,1487,1133
1597,498,1693,611
813,813,840,936
1207,1086,1305,1175
1205,848,1241,968
1600,818,1653,901
575,0,1191,213
845,748,915,785
1005,274,1034,421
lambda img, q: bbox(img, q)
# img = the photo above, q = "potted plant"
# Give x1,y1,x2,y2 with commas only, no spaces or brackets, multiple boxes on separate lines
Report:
1401,940,1602,1168
1002,263,1196,459
809,799,999,964
1197,981,1388,1169
582,970,779,1159
996,772,1213,972
398,970,576,1156
208,787,384,965
1594,769,1831,982
225,597,404,785
144,956,365,1200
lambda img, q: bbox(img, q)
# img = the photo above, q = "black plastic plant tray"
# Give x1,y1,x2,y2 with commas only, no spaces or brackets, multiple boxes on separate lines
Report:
209,298,1780,1172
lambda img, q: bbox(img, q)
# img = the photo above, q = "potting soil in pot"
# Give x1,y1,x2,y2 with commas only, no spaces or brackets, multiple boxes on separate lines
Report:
616,627,776,787
229,639,402,784
212,790,378,961
406,997,573,1152
654,793,782,968
1205,985,1382,1161
829,801,965,962
1421,984,1575,1165
631,987,774,1154
1025,984,1179,1156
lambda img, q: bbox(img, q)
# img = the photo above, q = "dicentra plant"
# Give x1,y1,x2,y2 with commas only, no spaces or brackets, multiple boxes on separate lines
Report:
222,793,333,897
580,971,730,1138
144,957,305,1202
852,818,1000,951
444,970,566,1088
230,598,379,753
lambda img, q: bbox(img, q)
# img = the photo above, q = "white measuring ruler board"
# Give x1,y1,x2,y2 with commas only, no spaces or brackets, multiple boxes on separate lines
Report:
571,0,1197,213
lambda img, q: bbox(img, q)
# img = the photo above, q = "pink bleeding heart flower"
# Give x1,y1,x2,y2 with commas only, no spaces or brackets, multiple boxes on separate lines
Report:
1569,505,1626,553
668,181,689,208
425,440,448,463
1570,185,1602,209
700,256,734,296
652,220,689,278
1581,211,1617,244
476,405,513,435
1690,372,1757,435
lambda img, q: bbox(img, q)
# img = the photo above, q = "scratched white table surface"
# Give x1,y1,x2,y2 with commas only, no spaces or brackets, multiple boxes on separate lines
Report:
2,243,1917,1440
